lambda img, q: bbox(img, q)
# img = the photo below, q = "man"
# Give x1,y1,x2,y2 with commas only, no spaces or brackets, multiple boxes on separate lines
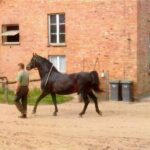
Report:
14,63,29,118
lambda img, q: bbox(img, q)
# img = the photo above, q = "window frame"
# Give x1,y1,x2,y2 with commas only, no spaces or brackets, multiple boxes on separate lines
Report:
48,13,66,46
1,24,20,45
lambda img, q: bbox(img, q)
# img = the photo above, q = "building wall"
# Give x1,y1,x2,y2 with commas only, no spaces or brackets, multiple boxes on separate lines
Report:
0,0,140,96
137,0,150,97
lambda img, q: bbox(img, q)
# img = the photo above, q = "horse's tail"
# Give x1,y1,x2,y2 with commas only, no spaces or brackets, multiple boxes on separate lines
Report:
90,71,103,93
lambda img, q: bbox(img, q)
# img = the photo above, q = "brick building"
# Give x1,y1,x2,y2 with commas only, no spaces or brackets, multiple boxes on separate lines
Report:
0,0,150,99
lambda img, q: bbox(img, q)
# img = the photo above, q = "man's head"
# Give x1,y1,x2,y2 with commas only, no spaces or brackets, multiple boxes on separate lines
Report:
18,63,25,71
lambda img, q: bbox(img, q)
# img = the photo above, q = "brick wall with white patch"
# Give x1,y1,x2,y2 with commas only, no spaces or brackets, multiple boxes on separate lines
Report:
0,0,150,98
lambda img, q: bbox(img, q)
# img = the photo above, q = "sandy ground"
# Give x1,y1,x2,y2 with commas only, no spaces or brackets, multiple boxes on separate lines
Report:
0,98,150,150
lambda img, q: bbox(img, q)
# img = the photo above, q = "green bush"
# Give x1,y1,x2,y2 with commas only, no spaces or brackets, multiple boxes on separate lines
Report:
0,87,72,105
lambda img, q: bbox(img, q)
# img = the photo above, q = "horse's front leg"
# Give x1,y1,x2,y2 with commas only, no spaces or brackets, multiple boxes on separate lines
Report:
51,93,58,116
79,92,90,117
32,91,48,114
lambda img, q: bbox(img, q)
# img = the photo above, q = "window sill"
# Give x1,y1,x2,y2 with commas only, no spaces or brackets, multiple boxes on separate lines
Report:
2,42,20,45
48,43,66,47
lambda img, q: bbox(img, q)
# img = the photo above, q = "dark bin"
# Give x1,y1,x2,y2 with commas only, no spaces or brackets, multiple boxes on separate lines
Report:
121,80,133,102
110,80,121,101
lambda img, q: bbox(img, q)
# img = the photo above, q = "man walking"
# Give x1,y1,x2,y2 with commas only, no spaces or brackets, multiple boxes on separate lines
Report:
14,63,29,118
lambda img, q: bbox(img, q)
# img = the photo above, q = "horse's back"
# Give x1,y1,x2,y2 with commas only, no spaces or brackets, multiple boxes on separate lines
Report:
44,71,98,94
49,72,77,94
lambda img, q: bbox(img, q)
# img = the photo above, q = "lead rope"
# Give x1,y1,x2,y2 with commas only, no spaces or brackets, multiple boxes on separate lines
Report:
44,65,54,87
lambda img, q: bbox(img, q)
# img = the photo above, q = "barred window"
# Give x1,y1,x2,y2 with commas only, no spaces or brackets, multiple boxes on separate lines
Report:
49,55,66,73
2,24,20,45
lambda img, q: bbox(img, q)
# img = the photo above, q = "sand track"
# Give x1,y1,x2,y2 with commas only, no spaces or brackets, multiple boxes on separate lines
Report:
0,99,150,150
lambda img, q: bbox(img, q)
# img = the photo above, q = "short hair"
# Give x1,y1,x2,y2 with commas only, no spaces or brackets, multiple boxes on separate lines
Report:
18,63,24,69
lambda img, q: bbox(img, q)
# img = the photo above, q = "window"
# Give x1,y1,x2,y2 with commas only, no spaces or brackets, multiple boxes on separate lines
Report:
2,24,20,45
48,14,65,45
49,55,66,73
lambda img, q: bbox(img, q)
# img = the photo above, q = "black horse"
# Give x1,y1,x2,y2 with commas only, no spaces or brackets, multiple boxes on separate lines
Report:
26,54,102,117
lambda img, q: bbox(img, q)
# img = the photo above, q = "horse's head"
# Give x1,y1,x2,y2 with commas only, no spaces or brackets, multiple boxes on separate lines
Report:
26,53,38,70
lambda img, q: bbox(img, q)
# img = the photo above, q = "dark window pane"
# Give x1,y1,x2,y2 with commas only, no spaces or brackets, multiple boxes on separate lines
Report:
7,34,19,42
59,14,65,23
59,25,65,33
59,34,65,43
5,25,19,42
51,15,56,24
51,25,57,33
7,25,19,31
51,34,57,43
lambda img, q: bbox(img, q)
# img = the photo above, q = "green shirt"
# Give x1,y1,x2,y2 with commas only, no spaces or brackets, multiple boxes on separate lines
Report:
17,70,29,86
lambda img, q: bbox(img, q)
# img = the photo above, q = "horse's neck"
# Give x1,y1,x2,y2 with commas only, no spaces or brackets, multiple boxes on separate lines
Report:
37,63,51,78
37,62,59,79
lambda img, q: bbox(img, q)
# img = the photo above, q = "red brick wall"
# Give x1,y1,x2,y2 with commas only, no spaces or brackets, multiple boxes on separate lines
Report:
137,0,150,97
0,0,146,98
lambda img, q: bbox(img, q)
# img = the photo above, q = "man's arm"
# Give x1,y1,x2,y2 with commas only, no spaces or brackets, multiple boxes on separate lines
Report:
16,81,21,94
16,72,22,94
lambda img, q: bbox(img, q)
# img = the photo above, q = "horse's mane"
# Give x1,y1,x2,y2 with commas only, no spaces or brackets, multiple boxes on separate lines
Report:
36,55,52,66
36,55,58,72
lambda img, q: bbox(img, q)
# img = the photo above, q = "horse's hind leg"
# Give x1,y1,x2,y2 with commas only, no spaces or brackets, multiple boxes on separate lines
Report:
51,93,58,116
88,91,102,116
32,91,48,114
79,92,89,117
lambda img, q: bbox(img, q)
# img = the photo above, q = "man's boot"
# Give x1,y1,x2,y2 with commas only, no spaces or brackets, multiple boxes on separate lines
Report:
15,102,24,113
15,102,27,118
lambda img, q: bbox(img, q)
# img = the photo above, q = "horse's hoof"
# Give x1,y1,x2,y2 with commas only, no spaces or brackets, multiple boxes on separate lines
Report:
53,112,57,116
98,111,102,116
32,110,36,114
79,113,83,117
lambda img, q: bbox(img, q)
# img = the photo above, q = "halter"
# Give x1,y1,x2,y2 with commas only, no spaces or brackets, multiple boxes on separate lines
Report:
44,64,54,87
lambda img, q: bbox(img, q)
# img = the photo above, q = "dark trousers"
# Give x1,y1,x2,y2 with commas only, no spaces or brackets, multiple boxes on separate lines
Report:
14,86,29,115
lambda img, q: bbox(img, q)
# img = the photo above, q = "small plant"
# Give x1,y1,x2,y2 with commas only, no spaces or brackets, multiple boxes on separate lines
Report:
0,87,72,105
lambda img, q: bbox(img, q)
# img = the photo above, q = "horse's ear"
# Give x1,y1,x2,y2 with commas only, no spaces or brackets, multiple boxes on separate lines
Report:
35,53,37,56
33,53,35,56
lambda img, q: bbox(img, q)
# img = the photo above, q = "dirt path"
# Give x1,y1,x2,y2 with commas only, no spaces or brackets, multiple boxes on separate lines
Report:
0,99,150,150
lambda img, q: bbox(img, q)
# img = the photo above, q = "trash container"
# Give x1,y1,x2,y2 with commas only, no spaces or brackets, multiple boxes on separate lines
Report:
110,80,121,101
120,80,133,102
